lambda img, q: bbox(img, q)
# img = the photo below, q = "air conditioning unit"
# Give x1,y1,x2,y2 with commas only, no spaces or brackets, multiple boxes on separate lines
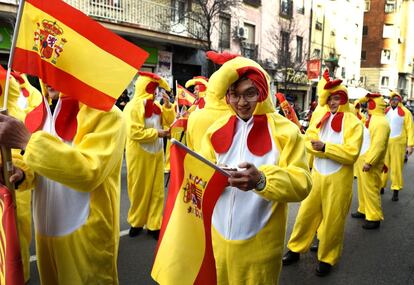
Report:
237,26,248,40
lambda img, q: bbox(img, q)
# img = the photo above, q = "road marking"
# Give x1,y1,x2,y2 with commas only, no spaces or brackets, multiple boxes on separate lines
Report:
30,229,131,263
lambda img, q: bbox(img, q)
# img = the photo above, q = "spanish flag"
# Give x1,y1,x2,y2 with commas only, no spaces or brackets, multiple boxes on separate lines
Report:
12,0,148,111
152,140,228,285
177,84,196,106
0,186,24,285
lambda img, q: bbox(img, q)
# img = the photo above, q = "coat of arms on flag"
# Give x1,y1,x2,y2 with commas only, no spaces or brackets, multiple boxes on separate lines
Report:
33,20,67,64
152,139,229,285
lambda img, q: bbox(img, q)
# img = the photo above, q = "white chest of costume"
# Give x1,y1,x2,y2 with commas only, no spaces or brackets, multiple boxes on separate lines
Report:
33,97,90,237
314,114,344,175
360,125,371,156
140,99,163,154
17,91,28,110
386,108,404,138
213,117,279,240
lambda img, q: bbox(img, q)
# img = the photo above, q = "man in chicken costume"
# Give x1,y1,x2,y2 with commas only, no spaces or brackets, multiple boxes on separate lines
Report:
351,93,390,229
381,91,414,201
124,72,175,239
0,82,126,284
186,51,234,152
199,55,312,284
283,70,363,276
185,75,208,112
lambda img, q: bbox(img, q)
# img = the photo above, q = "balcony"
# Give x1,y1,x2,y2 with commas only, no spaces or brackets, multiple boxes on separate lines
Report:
65,0,201,39
0,0,204,43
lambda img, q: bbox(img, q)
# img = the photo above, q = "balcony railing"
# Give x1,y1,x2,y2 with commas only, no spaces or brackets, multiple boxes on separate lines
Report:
64,0,201,38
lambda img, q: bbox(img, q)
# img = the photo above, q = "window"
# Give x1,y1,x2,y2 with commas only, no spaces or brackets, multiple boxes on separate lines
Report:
172,0,188,23
315,20,323,31
361,50,367,60
362,26,368,36
313,49,321,58
280,0,293,18
243,0,261,7
296,0,305,14
279,31,290,63
383,24,394,38
385,3,395,13
381,49,391,64
244,23,255,44
219,15,231,49
296,36,303,62
364,0,370,12
381,76,389,87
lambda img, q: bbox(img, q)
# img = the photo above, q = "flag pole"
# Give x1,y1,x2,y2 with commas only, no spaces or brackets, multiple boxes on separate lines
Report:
171,139,231,177
1,0,26,214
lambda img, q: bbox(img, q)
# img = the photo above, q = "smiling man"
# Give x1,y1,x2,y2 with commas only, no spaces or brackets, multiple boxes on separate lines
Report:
199,56,312,285
282,70,363,277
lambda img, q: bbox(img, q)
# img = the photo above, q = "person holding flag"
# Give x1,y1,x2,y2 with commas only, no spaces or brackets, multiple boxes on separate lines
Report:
0,80,127,284
124,72,175,240
381,91,414,201
198,55,312,284
351,93,390,229
283,70,363,276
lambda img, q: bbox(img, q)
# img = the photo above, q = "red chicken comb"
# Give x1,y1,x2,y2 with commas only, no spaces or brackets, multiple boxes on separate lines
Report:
206,51,239,65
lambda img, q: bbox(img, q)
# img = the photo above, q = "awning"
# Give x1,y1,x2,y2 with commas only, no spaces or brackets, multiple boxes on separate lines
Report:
347,86,370,99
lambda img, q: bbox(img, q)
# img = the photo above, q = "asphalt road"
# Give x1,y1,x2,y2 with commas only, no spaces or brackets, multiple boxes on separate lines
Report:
28,158,414,285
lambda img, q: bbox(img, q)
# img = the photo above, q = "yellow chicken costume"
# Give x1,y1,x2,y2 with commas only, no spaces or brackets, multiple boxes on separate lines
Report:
286,71,363,267
0,71,42,282
124,72,175,233
200,56,312,284
14,85,125,284
354,93,390,224
186,52,234,152
381,91,414,199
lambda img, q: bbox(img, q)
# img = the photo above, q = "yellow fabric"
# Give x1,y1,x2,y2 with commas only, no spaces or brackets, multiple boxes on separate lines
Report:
17,74,43,116
200,56,311,284
18,2,137,98
124,76,175,230
356,95,390,220
381,100,414,191
288,104,363,265
20,104,125,285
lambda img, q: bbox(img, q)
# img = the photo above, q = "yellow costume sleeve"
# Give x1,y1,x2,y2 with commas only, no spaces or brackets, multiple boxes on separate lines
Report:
125,100,158,143
11,150,35,191
364,118,390,166
255,114,311,202
323,115,363,165
161,104,175,128
403,107,414,146
23,105,126,192
305,114,363,165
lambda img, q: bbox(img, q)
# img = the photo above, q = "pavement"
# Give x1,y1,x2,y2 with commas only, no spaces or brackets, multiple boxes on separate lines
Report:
27,158,414,284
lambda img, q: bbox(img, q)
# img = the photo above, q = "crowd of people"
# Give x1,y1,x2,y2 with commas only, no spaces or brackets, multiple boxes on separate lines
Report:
0,52,412,284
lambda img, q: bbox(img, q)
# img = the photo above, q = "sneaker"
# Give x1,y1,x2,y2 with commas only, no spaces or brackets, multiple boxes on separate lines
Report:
282,250,300,265
380,188,384,195
315,261,332,277
351,211,366,219
310,240,319,252
362,220,380,230
392,190,399,202
129,227,143,237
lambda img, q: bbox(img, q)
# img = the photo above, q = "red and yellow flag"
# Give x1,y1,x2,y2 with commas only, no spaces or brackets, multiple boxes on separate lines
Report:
276,92,304,133
177,84,196,107
12,0,148,111
152,141,228,285
0,186,24,285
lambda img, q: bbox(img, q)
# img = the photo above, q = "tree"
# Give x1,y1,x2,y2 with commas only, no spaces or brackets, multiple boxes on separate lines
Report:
265,18,309,102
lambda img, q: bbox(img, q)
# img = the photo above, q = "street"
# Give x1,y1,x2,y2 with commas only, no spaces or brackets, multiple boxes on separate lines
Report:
28,158,414,285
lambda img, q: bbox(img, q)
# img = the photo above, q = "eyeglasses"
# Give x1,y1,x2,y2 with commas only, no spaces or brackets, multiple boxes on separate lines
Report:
227,88,259,103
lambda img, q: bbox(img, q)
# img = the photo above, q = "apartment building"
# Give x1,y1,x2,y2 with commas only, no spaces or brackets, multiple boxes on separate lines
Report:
361,0,414,99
